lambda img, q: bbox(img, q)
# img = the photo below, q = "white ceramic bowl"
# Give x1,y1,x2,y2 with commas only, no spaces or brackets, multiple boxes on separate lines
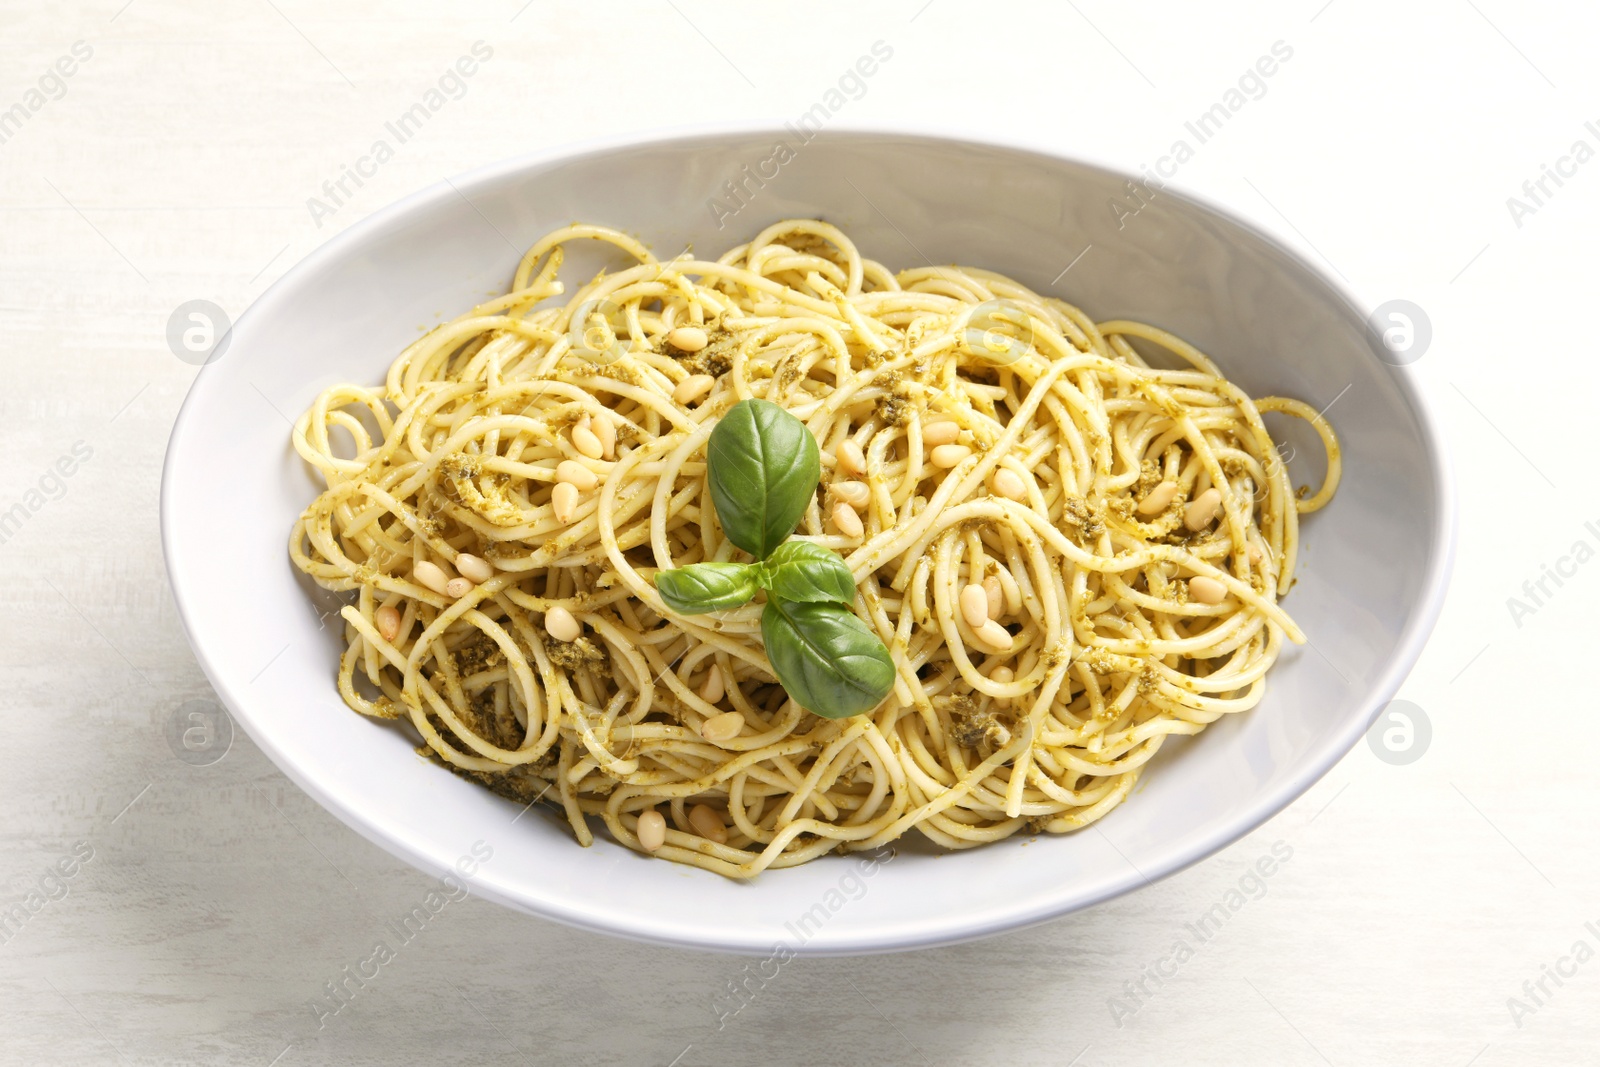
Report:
162,128,1453,955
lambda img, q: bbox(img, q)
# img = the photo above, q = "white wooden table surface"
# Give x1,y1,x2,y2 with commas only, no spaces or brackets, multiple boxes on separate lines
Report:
4,2,1596,1063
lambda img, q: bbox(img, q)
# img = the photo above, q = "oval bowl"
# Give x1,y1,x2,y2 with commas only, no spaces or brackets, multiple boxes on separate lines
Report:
161,127,1453,955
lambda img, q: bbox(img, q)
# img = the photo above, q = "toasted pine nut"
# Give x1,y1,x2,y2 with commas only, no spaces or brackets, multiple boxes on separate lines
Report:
636,809,666,852
413,560,450,596
556,460,598,492
983,574,1004,619
930,443,971,469
1184,487,1224,531
545,605,581,642
832,480,870,508
701,711,744,744
832,500,864,538
551,481,581,523
445,577,473,598
1247,541,1265,565
455,553,494,583
922,419,961,446
592,410,617,459
1188,576,1228,605
667,325,708,352
699,664,725,704
972,619,1013,653
990,665,1014,707
959,583,991,629
688,803,728,845
673,373,715,406
1137,480,1179,516
991,468,1026,501
571,419,604,459
375,604,401,642
836,438,867,475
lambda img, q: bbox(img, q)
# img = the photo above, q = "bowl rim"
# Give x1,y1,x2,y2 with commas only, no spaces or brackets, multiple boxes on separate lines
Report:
160,121,1457,955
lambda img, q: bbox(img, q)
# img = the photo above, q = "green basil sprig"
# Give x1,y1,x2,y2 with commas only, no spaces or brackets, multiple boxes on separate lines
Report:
654,562,759,615
760,540,856,604
707,397,821,560
761,599,898,719
652,398,895,720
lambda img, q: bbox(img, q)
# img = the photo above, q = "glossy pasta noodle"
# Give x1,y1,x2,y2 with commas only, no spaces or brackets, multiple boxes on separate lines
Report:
290,219,1340,879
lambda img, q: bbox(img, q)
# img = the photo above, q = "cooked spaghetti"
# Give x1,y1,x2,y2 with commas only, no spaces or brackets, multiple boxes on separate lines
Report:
289,219,1340,878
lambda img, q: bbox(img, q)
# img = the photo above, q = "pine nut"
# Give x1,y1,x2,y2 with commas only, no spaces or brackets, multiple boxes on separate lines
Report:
959,583,991,628
1184,487,1224,531
375,605,401,642
836,438,866,475
923,419,961,446
832,500,864,538
1188,576,1228,605
701,711,744,743
699,664,725,704
413,560,450,596
571,419,604,459
930,443,971,469
991,468,1026,501
455,553,494,583
545,605,581,642
556,460,598,492
1247,541,1265,565
673,373,715,406
972,619,1013,653
592,410,617,459
551,481,581,523
990,665,1014,708
636,808,666,852
1137,480,1179,516
668,325,708,352
832,480,870,508
688,803,728,845
983,574,1004,619
445,577,473,598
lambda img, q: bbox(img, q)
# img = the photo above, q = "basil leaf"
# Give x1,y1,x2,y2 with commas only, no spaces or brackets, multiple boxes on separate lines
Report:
707,399,820,560
760,597,896,719
654,562,758,614
761,540,857,605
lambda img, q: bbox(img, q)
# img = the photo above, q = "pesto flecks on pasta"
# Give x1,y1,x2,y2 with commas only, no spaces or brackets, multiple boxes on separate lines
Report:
289,219,1340,878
